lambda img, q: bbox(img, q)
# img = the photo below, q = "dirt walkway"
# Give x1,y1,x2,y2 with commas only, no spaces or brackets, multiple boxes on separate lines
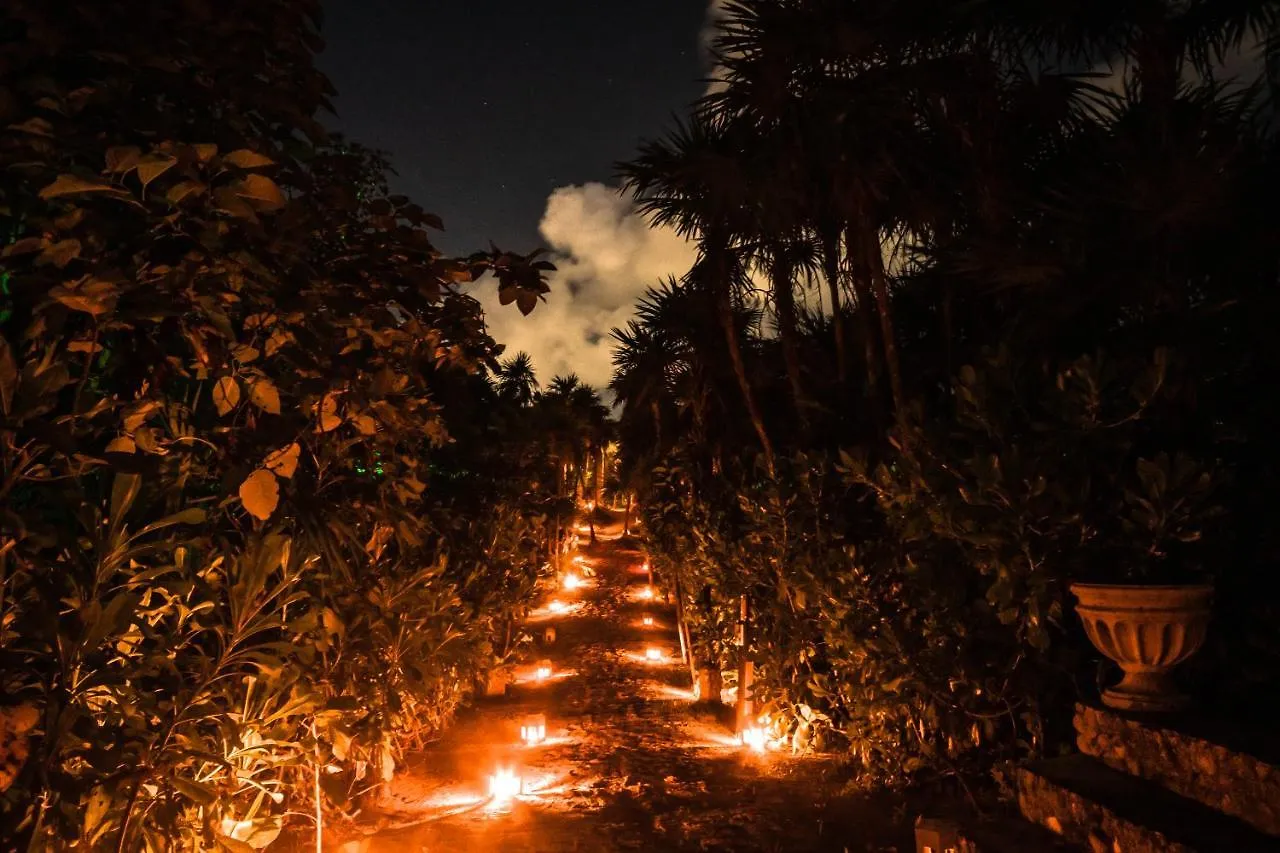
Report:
333,518,908,852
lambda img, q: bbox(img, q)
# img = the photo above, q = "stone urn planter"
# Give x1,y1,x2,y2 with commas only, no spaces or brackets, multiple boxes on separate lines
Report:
1071,583,1213,712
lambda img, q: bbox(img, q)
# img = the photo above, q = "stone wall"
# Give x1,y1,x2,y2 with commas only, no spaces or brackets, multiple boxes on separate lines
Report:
1075,702,1280,836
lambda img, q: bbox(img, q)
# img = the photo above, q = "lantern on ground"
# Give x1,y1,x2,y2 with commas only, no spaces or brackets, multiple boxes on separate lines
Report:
645,647,663,662
914,817,961,853
543,626,557,645
642,614,654,627
520,714,547,746
489,766,522,801
536,659,553,680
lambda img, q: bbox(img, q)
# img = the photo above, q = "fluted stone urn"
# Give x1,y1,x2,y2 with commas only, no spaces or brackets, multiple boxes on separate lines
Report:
1071,583,1213,712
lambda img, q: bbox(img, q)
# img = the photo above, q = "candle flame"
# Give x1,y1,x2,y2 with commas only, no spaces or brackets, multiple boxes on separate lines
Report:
740,726,767,753
489,767,521,801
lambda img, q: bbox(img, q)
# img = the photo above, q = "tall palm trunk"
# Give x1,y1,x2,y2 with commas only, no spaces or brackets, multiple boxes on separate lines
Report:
862,226,907,432
771,252,807,430
592,446,605,506
708,238,776,477
845,226,884,427
820,224,847,384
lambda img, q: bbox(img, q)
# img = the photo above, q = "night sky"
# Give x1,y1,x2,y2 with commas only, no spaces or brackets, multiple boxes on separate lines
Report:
319,0,711,254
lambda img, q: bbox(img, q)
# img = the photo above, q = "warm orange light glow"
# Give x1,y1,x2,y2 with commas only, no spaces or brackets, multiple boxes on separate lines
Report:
639,585,654,600
740,726,767,753
520,714,547,745
564,573,582,591
645,647,663,662
489,767,522,801
548,600,568,613
536,659,553,680
571,555,585,566
642,614,654,627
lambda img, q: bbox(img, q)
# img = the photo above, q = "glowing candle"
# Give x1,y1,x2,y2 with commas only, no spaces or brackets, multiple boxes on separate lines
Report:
489,767,521,801
645,647,662,662
520,714,546,745
642,615,654,627
535,659,553,680
740,726,766,753
639,586,654,600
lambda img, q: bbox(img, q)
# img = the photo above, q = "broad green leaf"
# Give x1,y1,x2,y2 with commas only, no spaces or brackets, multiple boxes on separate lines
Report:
213,376,241,416
136,154,177,188
264,442,300,479
105,145,142,173
247,378,281,415
224,149,275,169
235,174,286,210
239,469,279,520
39,174,131,200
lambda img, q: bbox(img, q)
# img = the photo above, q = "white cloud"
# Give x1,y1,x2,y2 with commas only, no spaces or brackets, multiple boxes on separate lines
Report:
476,2,726,393
477,182,696,392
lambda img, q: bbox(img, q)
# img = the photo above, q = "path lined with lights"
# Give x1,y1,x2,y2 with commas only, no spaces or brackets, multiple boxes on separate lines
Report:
340,514,904,852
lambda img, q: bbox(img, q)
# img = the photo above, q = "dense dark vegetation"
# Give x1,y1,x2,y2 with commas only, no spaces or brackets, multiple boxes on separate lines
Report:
615,0,1280,790
0,1,618,848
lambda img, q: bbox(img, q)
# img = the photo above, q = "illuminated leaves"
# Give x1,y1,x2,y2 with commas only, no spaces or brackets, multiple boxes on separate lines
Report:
105,435,136,454
235,174,286,211
39,174,131,200
213,377,241,416
316,392,343,432
247,378,281,415
239,469,279,520
136,153,177,189
50,278,119,315
223,149,275,169
264,443,300,479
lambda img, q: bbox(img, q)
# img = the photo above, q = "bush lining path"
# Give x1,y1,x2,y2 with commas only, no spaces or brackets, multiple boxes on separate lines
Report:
337,514,908,852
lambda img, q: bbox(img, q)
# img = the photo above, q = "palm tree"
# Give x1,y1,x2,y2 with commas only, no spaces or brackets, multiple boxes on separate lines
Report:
621,114,778,476
495,352,539,407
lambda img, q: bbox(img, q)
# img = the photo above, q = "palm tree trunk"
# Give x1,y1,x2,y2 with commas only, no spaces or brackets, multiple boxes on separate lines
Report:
820,224,847,384
709,242,776,477
864,229,907,431
593,446,605,506
771,253,808,431
845,229,884,424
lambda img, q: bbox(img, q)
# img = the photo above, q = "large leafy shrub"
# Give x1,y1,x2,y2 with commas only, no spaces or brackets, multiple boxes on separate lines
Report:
0,1,557,848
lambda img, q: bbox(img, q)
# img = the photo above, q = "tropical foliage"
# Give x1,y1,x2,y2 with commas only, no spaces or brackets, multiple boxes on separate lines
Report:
0,1,595,848
616,0,1280,789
